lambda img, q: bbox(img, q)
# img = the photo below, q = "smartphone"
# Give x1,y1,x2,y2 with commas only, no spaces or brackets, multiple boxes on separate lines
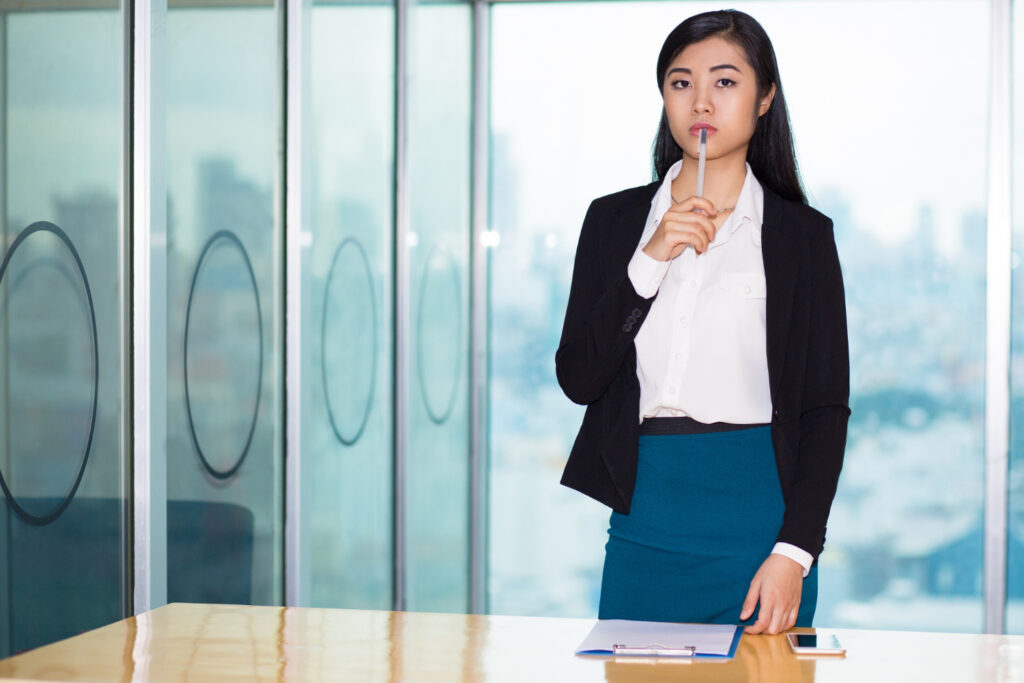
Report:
786,632,846,656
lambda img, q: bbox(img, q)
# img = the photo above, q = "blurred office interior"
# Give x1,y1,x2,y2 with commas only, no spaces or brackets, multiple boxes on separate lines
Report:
1,0,1023,658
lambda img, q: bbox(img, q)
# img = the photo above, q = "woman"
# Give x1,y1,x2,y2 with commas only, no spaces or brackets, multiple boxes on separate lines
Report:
555,10,849,636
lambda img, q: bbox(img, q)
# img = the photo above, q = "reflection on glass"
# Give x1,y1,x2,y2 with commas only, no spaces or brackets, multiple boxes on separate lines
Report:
165,5,281,606
0,7,124,656
405,1,472,612
489,1,988,632
303,2,395,609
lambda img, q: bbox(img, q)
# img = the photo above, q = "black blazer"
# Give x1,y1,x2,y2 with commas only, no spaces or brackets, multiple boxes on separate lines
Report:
555,180,850,561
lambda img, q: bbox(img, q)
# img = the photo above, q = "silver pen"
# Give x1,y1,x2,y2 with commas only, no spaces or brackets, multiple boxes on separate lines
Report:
695,127,708,199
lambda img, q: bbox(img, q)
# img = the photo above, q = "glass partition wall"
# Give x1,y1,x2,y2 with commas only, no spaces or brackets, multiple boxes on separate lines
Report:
0,4,127,656
164,1,283,607
2,0,1023,658
404,0,473,613
301,0,396,609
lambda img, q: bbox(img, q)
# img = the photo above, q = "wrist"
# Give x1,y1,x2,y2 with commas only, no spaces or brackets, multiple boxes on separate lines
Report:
641,241,666,262
771,542,812,578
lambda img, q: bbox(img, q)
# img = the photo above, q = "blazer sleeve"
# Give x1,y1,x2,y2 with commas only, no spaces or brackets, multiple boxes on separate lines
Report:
555,198,655,406
776,218,851,559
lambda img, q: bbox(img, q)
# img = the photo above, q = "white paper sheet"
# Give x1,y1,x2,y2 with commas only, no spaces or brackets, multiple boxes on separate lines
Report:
575,619,739,657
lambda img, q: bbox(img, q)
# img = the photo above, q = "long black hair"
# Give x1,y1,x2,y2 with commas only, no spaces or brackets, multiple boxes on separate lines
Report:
652,10,806,204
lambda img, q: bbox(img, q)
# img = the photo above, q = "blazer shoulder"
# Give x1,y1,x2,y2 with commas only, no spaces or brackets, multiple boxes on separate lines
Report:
768,190,833,231
792,201,834,232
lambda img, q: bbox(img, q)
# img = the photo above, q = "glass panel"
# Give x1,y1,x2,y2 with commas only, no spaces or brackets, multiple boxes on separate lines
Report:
0,6,125,655
165,3,282,606
1009,0,1024,634
302,0,395,609
489,1,989,632
403,1,473,612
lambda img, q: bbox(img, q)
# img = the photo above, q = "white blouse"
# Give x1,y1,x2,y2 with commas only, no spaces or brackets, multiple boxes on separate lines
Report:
627,160,812,574
629,160,771,425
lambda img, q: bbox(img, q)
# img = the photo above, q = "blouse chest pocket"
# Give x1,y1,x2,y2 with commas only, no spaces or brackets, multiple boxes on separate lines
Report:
719,271,767,299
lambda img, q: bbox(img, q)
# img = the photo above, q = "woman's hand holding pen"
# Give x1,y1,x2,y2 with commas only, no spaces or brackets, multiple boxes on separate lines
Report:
740,554,804,635
642,196,720,261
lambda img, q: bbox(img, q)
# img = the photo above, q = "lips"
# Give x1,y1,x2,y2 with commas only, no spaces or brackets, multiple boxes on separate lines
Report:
689,123,717,136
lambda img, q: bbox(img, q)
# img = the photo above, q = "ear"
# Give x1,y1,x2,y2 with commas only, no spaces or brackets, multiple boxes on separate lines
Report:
758,83,777,117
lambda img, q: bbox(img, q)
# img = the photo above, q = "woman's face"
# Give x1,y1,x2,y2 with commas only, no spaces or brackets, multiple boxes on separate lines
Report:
662,35,774,164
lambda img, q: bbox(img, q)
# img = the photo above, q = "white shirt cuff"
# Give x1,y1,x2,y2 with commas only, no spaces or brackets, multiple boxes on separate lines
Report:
627,248,670,299
771,542,813,578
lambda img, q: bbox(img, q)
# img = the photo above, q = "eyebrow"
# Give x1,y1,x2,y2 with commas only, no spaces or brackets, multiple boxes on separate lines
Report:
666,64,743,76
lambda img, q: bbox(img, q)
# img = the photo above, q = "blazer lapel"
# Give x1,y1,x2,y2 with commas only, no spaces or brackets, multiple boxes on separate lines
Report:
761,189,797,409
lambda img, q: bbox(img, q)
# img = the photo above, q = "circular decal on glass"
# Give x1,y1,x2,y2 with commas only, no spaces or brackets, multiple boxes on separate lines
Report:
415,244,463,425
0,222,98,526
321,237,377,446
183,230,263,480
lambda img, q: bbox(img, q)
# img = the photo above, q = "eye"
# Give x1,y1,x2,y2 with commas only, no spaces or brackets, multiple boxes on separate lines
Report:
670,78,691,90
716,78,737,87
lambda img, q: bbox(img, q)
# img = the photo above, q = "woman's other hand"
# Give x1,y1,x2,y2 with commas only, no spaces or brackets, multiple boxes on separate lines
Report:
641,197,720,261
740,554,804,635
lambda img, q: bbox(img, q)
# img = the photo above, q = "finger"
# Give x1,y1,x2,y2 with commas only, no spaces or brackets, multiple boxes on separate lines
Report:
659,230,702,257
744,609,770,635
663,210,719,238
672,196,719,215
692,230,709,254
756,590,778,635
786,607,799,632
689,215,719,246
669,226,708,255
749,585,780,634
667,222,714,253
663,241,688,260
768,606,786,635
740,577,761,622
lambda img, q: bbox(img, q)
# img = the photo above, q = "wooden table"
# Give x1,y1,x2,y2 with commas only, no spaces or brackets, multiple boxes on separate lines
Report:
1,602,1023,681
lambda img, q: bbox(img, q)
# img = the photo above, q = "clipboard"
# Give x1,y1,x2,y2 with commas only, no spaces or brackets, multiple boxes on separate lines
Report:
575,619,742,659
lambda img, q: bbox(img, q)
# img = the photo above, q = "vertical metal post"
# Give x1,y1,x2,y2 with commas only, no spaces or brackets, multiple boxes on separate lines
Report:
0,9,7,476
132,0,168,616
119,0,132,620
984,0,1012,636
392,0,410,613
283,0,310,608
0,7,10,653
469,0,489,616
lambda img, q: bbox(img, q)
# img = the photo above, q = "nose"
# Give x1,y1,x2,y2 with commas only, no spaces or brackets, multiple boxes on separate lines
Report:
691,84,713,115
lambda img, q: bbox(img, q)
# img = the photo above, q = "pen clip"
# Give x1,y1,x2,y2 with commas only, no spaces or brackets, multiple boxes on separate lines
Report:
612,643,696,657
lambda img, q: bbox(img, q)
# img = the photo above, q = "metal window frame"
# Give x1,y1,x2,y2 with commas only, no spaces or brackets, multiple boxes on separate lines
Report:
0,8,10,653
283,0,310,609
119,0,132,620
985,0,1012,636
393,0,410,612
469,0,490,615
131,0,168,616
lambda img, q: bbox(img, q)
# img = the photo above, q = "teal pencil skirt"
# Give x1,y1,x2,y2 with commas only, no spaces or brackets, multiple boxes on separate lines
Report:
598,420,817,626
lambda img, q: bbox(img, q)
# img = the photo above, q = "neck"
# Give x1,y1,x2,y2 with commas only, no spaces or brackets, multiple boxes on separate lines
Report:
671,148,748,208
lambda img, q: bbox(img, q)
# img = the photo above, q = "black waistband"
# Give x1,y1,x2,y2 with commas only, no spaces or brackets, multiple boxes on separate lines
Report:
639,416,770,436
